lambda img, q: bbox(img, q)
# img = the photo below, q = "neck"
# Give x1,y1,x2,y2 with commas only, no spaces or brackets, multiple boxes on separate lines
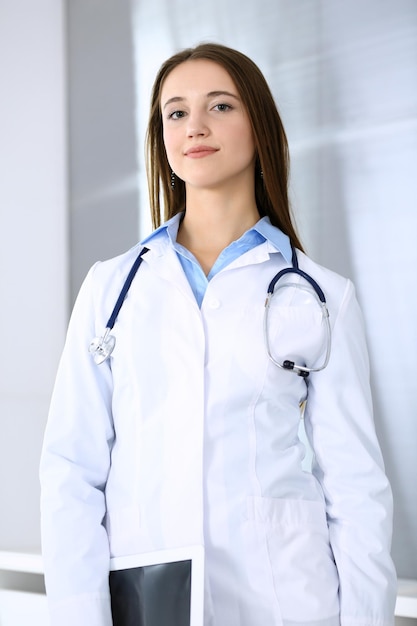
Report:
176,186,260,275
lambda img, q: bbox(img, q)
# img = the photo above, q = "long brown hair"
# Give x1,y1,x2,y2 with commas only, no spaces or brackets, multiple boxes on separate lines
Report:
146,42,304,251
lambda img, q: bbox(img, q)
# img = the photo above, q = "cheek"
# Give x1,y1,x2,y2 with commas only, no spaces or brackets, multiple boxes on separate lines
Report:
162,128,179,168
232,123,255,157
237,132,256,165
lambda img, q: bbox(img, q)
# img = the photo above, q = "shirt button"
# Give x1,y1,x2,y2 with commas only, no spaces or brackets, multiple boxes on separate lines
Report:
208,298,220,309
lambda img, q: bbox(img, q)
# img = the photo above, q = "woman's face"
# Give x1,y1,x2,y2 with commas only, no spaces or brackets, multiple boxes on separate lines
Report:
160,59,256,192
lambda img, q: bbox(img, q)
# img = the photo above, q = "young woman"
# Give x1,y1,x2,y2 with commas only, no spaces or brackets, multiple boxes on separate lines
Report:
40,43,397,626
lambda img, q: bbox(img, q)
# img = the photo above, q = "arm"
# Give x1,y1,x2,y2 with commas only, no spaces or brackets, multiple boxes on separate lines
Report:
304,279,397,625
40,264,114,626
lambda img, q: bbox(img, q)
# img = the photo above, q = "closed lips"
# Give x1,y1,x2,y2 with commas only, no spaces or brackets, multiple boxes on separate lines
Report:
185,146,218,157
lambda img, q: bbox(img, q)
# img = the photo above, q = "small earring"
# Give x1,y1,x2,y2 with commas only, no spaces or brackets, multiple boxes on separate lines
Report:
260,169,264,179
171,170,176,190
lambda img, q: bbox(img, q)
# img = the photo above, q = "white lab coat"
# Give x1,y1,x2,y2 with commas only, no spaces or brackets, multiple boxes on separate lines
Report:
40,232,397,626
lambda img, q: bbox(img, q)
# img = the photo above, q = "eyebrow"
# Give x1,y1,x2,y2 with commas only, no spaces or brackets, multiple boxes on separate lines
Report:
162,90,240,110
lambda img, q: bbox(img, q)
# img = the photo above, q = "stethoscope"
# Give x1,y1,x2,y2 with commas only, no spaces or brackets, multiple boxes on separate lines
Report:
89,246,149,365
263,247,331,377
90,246,331,377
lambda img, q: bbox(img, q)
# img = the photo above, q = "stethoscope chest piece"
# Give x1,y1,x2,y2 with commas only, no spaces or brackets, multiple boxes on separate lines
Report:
89,328,116,365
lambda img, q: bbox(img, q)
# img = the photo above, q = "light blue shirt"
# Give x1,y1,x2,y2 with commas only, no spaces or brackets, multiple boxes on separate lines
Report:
141,213,292,307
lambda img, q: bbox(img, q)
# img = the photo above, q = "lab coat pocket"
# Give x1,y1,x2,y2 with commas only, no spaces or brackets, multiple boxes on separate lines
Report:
266,304,327,370
105,505,143,557
247,496,339,622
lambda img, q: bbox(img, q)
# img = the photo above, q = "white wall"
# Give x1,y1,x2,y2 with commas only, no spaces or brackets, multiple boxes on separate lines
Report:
66,0,139,302
0,0,68,553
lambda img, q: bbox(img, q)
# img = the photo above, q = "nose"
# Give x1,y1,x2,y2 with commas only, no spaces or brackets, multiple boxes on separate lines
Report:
186,110,209,138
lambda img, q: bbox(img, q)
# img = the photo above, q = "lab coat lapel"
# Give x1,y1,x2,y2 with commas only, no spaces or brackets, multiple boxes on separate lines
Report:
142,239,285,299
142,241,199,307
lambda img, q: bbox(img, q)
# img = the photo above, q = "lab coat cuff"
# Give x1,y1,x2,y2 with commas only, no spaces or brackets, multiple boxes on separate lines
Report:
48,591,112,626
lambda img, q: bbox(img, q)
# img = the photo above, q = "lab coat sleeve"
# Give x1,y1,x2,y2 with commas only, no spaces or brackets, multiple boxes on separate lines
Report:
304,279,397,626
39,263,114,626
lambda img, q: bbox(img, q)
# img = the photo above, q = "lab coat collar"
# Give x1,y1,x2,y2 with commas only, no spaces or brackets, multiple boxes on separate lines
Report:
140,212,293,263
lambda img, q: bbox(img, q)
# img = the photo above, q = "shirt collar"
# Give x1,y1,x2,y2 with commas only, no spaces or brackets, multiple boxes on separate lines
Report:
252,216,292,262
140,212,293,263
140,213,183,246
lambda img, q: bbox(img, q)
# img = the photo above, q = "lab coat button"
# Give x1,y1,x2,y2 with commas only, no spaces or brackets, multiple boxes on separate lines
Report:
208,298,220,309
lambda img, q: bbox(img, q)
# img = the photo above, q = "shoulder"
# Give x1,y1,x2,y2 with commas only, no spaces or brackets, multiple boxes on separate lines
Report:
89,218,174,288
296,250,358,324
91,243,145,285
296,250,351,293
73,243,150,323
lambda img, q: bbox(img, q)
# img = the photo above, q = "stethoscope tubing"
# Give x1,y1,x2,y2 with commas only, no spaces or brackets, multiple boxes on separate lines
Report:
263,288,331,376
267,247,326,303
106,247,149,330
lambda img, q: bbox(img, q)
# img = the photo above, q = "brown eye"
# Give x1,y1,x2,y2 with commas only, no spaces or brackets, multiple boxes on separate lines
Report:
213,103,232,112
168,110,186,120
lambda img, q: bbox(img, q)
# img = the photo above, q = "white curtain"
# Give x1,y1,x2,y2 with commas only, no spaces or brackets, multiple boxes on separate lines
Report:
131,0,417,578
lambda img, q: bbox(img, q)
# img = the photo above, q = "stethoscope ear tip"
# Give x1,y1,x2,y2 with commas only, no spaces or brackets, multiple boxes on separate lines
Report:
282,360,309,378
